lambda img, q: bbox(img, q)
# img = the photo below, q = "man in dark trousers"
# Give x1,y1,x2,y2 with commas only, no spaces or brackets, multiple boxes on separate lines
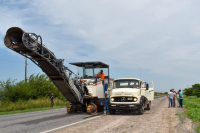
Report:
50,92,54,108
179,89,183,108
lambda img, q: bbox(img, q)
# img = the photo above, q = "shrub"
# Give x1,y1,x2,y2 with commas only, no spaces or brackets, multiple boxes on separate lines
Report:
0,74,66,102
184,88,194,96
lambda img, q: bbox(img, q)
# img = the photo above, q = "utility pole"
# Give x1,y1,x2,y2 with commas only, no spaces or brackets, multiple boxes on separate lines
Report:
25,56,27,82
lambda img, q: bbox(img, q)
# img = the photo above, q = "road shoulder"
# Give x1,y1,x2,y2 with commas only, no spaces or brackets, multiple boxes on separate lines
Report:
49,97,196,133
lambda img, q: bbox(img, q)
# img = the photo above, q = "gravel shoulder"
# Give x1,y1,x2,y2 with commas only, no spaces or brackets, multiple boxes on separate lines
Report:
52,97,196,133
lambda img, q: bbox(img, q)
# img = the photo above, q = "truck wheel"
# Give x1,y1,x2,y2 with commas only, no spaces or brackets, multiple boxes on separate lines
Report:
138,106,144,115
146,102,151,110
109,109,116,115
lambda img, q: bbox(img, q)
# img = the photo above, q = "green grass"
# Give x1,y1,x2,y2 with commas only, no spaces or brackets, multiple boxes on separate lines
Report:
183,96,200,132
178,112,186,123
0,106,66,116
131,125,134,128
0,98,70,114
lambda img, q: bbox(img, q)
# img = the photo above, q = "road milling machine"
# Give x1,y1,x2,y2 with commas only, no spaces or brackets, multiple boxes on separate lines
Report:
69,62,113,113
4,27,113,114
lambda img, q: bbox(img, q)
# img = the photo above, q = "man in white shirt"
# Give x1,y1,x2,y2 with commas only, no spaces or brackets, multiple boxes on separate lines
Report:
167,89,175,108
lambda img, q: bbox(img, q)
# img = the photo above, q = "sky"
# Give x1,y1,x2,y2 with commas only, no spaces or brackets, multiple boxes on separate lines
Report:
0,0,200,93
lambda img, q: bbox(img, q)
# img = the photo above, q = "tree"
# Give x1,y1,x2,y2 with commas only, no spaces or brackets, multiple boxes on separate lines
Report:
184,84,200,97
0,74,65,102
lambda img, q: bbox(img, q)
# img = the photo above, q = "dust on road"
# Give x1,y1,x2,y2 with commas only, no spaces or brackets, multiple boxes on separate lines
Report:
52,97,195,133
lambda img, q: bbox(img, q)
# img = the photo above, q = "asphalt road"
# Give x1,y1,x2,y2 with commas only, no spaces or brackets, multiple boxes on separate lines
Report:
0,96,165,133
0,108,91,133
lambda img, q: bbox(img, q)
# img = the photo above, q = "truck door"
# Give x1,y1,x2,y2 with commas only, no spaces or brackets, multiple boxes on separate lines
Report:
142,81,154,101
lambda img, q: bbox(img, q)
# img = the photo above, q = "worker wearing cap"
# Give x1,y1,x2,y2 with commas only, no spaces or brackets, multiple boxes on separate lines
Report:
96,70,105,79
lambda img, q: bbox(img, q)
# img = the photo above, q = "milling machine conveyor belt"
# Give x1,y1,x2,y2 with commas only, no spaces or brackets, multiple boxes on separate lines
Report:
4,27,84,104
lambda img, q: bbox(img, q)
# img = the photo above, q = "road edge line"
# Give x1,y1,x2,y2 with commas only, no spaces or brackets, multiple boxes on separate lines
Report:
40,115,102,133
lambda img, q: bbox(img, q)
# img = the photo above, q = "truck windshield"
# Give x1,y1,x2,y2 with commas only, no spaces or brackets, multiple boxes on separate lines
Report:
113,80,140,89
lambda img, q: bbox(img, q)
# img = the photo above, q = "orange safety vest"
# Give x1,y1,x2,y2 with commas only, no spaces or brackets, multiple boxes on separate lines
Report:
96,73,105,79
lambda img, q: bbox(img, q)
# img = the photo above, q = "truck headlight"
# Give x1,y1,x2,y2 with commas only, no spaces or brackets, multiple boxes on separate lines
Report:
111,98,114,102
134,98,137,101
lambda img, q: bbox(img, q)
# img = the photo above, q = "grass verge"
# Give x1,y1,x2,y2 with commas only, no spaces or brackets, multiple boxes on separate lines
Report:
183,96,200,132
0,106,66,116
0,98,70,115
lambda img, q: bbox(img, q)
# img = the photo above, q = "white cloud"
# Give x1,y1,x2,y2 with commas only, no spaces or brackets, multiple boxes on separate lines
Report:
1,0,200,91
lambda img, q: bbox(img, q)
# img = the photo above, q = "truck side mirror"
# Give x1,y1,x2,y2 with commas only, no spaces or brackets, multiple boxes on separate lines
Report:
146,84,149,90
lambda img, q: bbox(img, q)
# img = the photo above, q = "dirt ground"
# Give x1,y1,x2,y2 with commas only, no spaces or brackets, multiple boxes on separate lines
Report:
53,97,196,133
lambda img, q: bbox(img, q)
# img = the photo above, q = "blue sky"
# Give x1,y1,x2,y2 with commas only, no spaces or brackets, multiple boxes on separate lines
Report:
1,0,200,92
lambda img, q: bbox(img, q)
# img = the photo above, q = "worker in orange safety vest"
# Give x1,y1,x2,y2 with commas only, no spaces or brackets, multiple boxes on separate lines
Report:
96,70,105,79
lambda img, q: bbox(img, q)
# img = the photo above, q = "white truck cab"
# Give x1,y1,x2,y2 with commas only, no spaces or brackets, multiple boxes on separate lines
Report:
108,78,154,115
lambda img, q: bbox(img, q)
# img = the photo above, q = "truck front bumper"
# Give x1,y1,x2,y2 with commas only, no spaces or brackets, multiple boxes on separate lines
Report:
108,104,141,110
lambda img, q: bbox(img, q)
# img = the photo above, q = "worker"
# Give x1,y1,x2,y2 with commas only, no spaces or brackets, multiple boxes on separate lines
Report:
167,89,175,108
95,104,98,113
172,89,176,107
50,92,54,108
179,89,183,108
176,90,180,107
96,70,105,79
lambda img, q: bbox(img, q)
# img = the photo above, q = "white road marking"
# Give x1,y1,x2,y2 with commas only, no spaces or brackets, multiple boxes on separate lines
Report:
40,115,102,133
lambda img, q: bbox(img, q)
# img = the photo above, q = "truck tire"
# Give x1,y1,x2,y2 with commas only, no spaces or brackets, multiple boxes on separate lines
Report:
138,102,144,115
109,109,116,115
138,106,144,115
138,98,144,115
146,102,151,110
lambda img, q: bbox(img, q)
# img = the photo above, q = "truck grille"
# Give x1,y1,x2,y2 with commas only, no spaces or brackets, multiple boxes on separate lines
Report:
113,97,136,102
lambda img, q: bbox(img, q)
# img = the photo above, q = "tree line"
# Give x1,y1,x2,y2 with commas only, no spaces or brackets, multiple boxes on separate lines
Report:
184,84,200,97
0,74,66,102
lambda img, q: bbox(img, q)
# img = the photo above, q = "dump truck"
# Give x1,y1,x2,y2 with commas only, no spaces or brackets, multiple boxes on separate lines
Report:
4,27,112,114
108,78,154,115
